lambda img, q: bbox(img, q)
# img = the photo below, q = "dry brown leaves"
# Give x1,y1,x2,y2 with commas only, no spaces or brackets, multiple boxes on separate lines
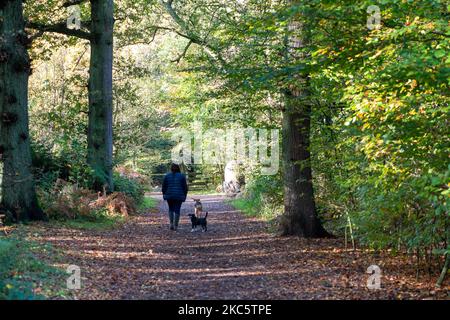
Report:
42,178,137,218
23,195,449,300
90,192,137,216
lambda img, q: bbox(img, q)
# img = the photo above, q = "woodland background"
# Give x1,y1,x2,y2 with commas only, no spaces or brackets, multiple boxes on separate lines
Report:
0,0,448,299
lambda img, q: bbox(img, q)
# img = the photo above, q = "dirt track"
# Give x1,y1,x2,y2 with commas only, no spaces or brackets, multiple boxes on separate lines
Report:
28,194,448,299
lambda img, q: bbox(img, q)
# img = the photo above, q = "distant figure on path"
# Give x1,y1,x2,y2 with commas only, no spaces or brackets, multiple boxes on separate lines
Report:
162,163,188,231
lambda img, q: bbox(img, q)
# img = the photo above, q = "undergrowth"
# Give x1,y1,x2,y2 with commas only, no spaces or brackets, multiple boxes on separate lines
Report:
0,235,70,300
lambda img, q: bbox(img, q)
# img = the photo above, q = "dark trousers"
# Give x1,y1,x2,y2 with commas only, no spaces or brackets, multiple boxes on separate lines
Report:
167,200,182,227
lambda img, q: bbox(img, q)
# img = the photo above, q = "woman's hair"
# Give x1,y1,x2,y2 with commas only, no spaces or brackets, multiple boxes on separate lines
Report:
171,163,181,173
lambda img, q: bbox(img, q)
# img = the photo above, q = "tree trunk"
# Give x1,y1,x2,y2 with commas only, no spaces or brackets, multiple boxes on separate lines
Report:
279,1,329,237
0,0,46,221
280,92,329,237
87,0,114,192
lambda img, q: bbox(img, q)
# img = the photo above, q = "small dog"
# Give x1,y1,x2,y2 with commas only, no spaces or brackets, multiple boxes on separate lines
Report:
192,198,203,218
188,212,208,232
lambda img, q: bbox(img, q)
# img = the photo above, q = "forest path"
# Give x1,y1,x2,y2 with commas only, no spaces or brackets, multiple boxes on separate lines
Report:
33,194,443,299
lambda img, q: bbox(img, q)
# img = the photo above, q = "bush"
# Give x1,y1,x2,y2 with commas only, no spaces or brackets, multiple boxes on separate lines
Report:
32,140,105,192
38,179,97,220
38,179,138,224
91,192,137,217
113,173,145,205
232,173,283,221
32,142,148,206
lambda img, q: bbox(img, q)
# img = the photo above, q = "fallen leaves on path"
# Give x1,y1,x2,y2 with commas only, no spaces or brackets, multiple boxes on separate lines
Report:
24,195,449,299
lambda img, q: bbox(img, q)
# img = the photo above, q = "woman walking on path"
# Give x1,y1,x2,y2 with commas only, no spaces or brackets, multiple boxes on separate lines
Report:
162,163,188,231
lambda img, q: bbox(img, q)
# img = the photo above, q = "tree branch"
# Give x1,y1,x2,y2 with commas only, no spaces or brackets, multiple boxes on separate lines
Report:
62,0,89,7
159,0,225,67
117,25,189,49
150,25,191,39
116,28,159,49
171,40,192,63
26,21,91,40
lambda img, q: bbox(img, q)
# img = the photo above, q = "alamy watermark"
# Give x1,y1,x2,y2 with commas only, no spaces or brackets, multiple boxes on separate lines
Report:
67,264,81,290
170,122,279,175
367,5,381,30
67,5,81,30
366,265,382,290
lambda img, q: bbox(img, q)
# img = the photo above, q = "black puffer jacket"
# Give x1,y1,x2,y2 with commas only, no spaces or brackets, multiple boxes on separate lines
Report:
162,172,188,201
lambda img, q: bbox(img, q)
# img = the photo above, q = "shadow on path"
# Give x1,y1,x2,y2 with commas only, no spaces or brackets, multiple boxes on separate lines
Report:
30,194,443,299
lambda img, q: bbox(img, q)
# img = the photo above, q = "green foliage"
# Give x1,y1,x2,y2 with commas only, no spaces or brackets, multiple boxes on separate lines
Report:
113,173,145,205
28,40,174,191
306,0,450,257
23,0,449,274
138,196,158,212
166,0,449,264
232,174,283,221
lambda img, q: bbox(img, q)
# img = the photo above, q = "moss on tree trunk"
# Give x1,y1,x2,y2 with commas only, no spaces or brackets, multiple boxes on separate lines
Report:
87,0,114,192
0,0,45,221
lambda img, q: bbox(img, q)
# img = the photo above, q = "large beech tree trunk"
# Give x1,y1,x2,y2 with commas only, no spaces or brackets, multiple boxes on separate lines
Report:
280,91,328,237
87,0,114,192
0,0,45,221
279,2,329,237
